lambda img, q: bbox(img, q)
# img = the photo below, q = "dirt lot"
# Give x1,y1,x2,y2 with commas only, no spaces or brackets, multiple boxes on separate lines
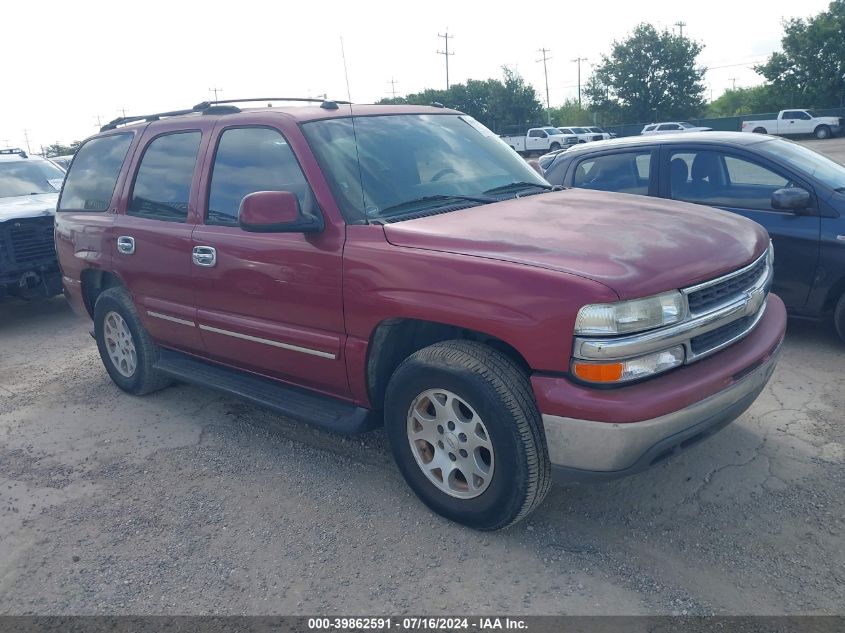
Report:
1,137,844,616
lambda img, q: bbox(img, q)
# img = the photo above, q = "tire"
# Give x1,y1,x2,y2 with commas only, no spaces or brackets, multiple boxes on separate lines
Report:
549,142,561,151
384,340,551,530
834,293,845,344
93,287,172,395
753,127,767,134
815,125,831,140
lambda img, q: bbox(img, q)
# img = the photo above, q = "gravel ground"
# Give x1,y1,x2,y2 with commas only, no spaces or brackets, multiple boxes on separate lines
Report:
1,136,844,615
0,296,843,616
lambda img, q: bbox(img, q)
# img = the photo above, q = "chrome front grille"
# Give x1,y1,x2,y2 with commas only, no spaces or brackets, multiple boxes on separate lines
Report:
687,255,768,314
573,247,773,366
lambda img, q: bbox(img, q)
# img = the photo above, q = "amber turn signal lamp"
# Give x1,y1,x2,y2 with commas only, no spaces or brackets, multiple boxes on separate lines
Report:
572,361,624,383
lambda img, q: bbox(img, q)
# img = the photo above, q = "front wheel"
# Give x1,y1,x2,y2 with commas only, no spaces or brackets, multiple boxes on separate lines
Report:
384,341,551,530
815,125,831,140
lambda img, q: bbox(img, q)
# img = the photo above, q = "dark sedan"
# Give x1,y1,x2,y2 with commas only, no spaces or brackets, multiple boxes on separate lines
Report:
542,132,845,341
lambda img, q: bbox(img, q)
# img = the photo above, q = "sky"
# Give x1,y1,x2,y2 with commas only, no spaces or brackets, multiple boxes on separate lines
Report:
0,0,832,152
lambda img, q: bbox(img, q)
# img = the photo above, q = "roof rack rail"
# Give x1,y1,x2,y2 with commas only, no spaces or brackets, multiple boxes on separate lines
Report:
100,97,354,133
100,107,202,132
191,97,352,111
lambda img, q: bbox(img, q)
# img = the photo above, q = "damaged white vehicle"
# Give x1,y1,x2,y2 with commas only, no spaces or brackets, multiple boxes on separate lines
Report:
0,149,65,300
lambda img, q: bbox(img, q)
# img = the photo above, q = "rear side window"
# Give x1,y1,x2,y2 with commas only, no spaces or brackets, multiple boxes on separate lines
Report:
58,134,132,211
572,151,651,196
128,132,201,222
206,127,314,227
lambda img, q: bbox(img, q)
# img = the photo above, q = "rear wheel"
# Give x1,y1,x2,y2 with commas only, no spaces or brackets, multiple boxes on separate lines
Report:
384,341,551,530
93,287,172,395
834,293,845,344
753,127,767,134
549,142,561,151
815,125,831,140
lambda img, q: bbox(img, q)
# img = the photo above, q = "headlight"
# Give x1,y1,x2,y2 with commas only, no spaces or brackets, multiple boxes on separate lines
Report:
572,346,685,384
574,291,686,335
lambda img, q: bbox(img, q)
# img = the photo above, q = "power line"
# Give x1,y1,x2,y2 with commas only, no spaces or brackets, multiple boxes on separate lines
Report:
437,31,454,90
537,48,552,124
571,57,587,109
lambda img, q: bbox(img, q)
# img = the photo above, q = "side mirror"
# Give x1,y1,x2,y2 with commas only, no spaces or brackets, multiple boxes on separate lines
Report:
771,187,811,213
238,191,323,233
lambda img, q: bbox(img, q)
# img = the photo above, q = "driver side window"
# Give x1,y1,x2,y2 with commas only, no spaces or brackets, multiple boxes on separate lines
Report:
206,127,315,227
669,150,791,211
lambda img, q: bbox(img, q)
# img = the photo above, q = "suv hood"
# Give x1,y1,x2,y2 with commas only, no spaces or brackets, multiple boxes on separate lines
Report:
382,189,768,300
0,193,59,222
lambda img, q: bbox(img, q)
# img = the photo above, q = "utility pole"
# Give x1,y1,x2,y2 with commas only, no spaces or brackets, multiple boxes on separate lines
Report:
23,129,32,155
537,48,552,124
94,115,102,129
209,86,223,102
571,57,587,109
729,77,738,90
675,21,687,37
437,31,454,90
119,108,127,118
387,77,399,100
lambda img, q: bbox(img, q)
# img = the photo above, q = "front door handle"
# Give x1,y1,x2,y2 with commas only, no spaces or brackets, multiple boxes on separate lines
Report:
117,236,135,255
192,246,217,267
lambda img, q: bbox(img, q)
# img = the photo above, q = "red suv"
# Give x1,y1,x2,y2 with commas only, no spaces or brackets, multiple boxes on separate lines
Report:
55,99,786,530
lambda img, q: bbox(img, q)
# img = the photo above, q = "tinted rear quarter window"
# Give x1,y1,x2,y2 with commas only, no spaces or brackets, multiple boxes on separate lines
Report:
128,132,201,222
58,134,133,211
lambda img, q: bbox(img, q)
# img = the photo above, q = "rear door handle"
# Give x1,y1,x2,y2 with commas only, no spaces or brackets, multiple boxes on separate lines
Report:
117,236,135,255
192,246,217,267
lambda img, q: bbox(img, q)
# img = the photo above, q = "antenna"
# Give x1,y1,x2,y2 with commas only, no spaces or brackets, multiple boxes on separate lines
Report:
340,36,352,102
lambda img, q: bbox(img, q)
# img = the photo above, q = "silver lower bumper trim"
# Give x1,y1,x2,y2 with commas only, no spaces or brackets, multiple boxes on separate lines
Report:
542,345,780,476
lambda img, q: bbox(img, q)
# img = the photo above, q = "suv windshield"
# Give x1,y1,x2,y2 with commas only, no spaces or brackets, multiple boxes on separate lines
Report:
0,159,65,198
757,138,845,191
302,114,549,222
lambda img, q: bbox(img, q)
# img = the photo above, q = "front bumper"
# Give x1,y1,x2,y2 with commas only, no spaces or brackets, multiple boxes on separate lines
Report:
536,294,786,483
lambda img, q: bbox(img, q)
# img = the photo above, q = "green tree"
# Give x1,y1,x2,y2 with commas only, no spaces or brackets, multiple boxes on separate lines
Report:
44,141,81,157
376,67,544,133
548,99,592,126
755,0,845,108
585,23,707,123
707,85,782,117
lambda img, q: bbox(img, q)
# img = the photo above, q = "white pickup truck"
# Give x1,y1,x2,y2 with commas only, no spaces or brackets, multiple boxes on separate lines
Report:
741,109,842,139
500,127,578,155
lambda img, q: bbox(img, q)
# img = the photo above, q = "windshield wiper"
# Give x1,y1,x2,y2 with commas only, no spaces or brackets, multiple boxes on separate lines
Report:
379,194,496,216
483,181,555,195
